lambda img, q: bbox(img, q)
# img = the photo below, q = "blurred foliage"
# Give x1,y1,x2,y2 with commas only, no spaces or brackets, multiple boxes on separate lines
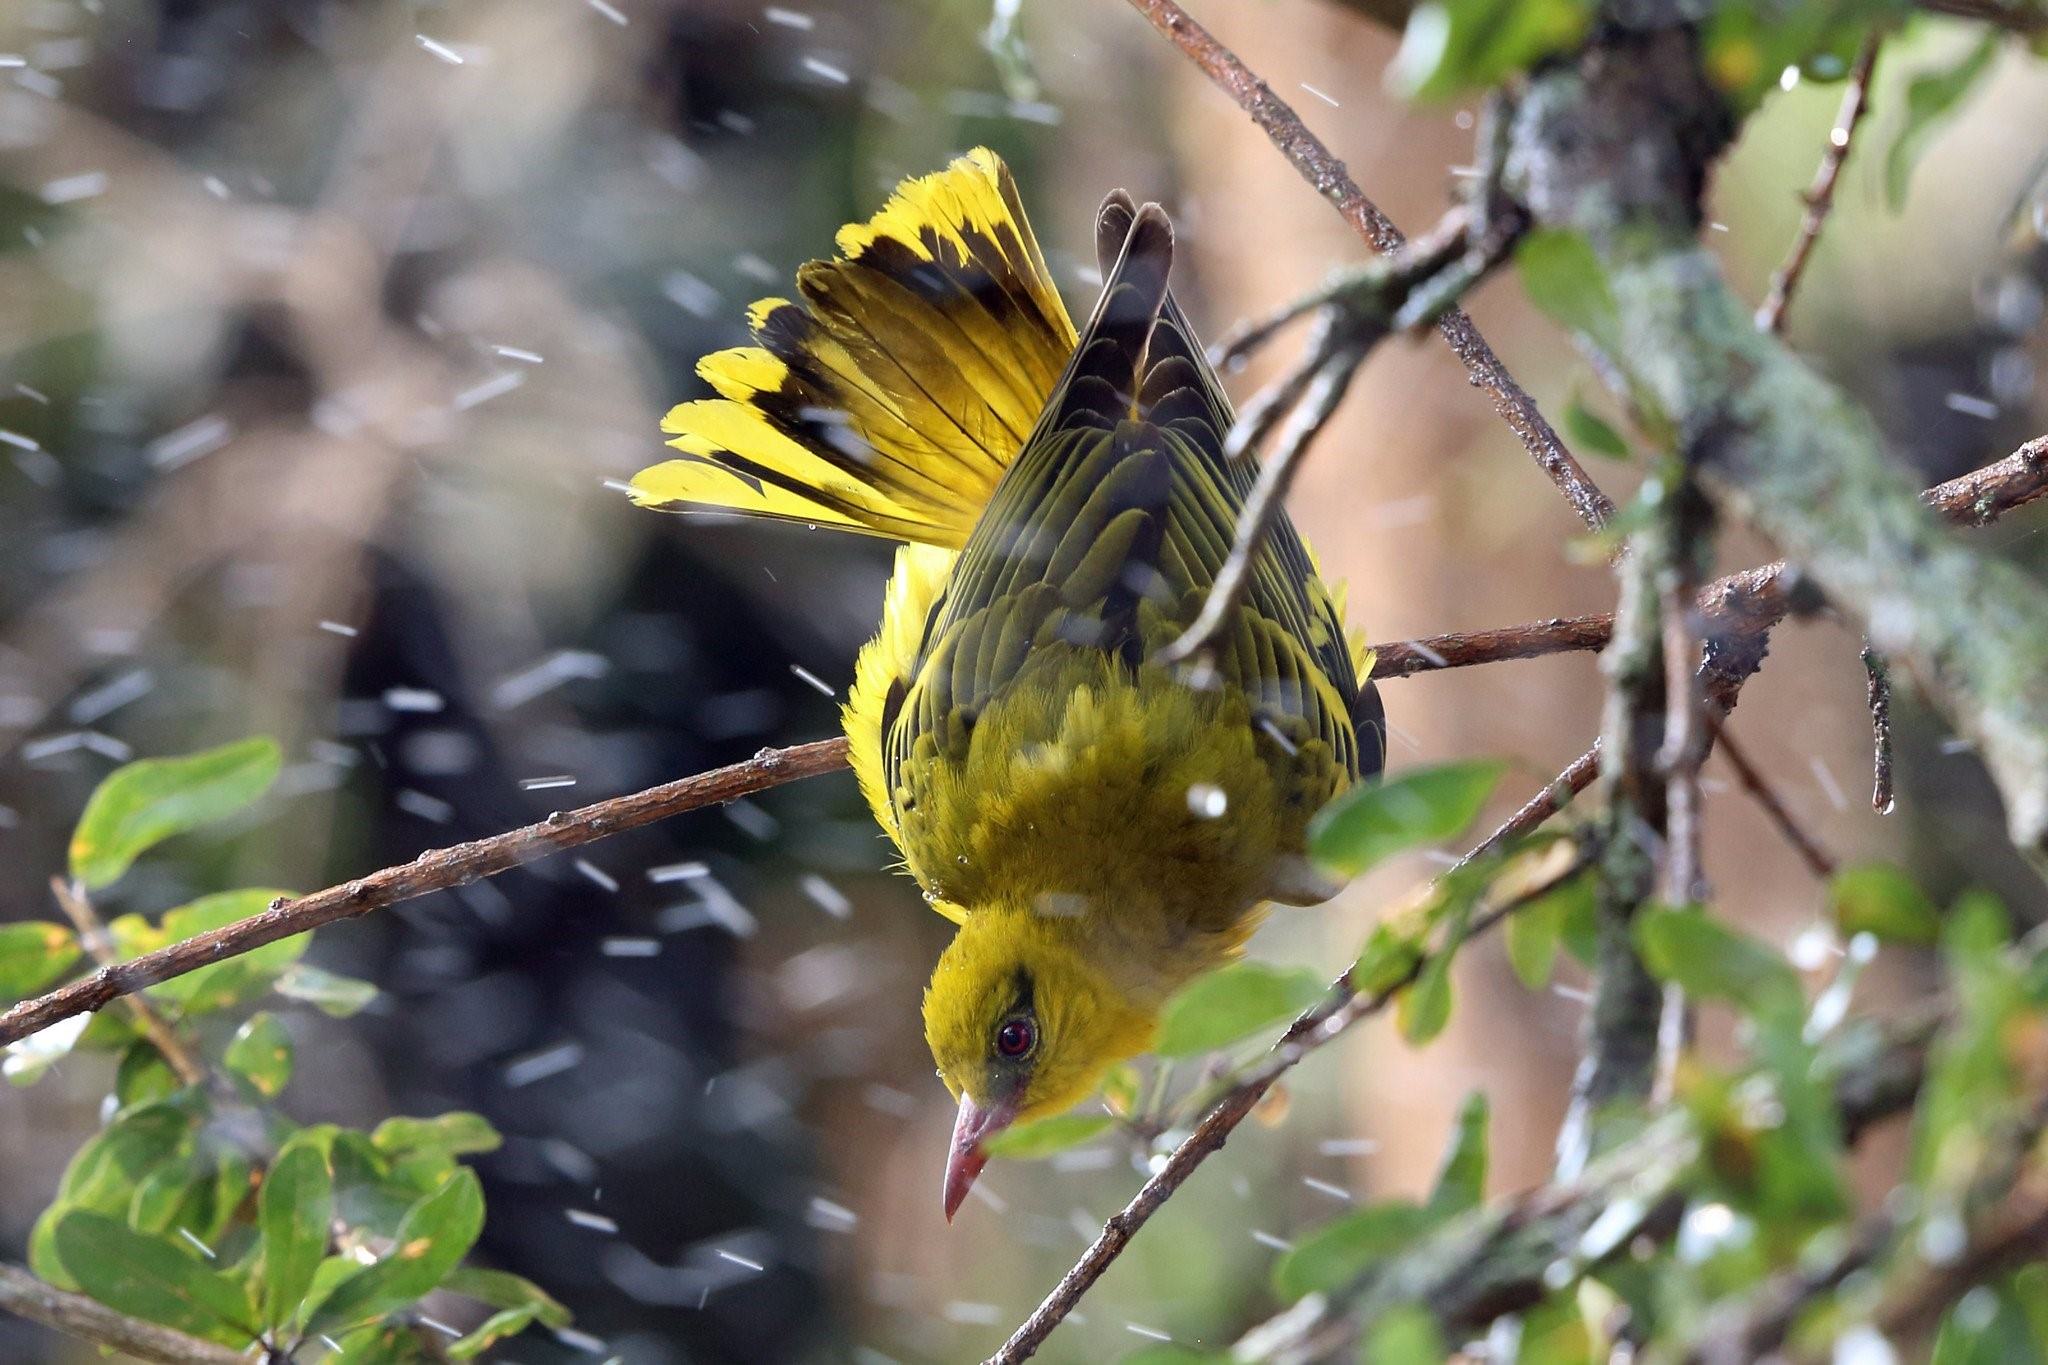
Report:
5,741,557,1361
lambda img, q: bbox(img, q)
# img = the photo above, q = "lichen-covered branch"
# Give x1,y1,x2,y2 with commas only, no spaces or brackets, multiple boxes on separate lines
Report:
1501,30,2048,858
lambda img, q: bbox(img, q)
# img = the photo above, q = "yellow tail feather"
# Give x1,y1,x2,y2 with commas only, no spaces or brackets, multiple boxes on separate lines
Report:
630,148,1077,548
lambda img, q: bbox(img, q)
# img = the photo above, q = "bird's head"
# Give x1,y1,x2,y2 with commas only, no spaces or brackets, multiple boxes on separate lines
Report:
923,909,1155,1220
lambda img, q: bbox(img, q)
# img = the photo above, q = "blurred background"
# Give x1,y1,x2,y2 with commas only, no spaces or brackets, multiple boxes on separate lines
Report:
0,0,2044,1360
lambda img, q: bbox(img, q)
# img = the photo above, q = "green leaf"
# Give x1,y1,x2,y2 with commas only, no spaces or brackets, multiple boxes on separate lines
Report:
1830,863,1939,945
1635,903,1803,1023
1387,0,1592,101
1515,229,1623,358
1364,1305,1447,1365
371,1112,503,1160
224,1013,294,1099
53,1210,257,1342
1564,399,1632,461
1310,760,1506,878
115,1041,183,1110
1352,923,1426,995
3,1012,90,1086
443,1268,571,1357
1272,1201,1433,1301
442,1266,570,1322
275,963,379,1017
983,1112,1116,1160
1427,1094,1488,1217
259,1139,333,1331
0,921,80,1000
1886,32,2002,211
1398,942,1456,1045
1506,869,1592,990
1153,962,1325,1058
304,1168,485,1338
128,1154,207,1235
68,737,281,889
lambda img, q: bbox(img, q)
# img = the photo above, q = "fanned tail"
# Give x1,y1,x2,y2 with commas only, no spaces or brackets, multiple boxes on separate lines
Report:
629,149,1076,548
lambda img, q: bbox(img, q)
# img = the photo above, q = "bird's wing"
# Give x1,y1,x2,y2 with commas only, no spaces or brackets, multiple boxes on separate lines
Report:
880,199,1384,877
629,148,1076,546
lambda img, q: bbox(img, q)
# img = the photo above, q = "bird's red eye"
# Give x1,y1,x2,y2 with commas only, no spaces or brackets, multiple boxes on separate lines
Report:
996,1017,1035,1058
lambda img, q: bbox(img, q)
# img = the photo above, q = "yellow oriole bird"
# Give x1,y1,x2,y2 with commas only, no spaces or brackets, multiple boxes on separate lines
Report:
629,150,1384,1219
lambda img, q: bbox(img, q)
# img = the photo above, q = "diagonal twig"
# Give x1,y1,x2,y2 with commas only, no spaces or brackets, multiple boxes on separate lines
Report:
48,877,208,1087
1755,35,1884,334
0,738,850,1048
1713,727,1839,878
1125,0,1617,534
0,1265,247,1365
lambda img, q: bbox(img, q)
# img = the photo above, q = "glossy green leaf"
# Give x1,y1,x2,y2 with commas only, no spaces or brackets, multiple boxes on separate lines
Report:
0,921,80,1000
1272,1200,1433,1301
1563,399,1632,461
304,1168,484,1338
1427,1094,1489,1217
1398,942,1455,1045
444,1267,573,1357
983,1112,1116,1159
1352,922,1426,995
128,1154,206,1235
1515,229,1623,358
1364,1305,1448,1365
1635,903,1803,1022
1506,869,1593,990
1387,0,1592,101
68,737,281,889
1310,760,1505,878
114,1041,183,1110
1830,863,1939,945
1886,32,2001,211
1153,962,1325,1058
275,963,379,1017
53,1210,257,1341
371,1112,503,1160
223,1012,295,1099
260,1139,333,1330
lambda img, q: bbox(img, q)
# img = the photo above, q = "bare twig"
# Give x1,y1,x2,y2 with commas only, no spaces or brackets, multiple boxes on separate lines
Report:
1863,644,1896,814
982,835,1598,1365
1713,728,1839,878
48,877,208,1087
1160,331,1372,664
1366,438,2048,679
1124,0,1617,533
1755,35,1883,334
0,1264,247,1365
0,738,851,1048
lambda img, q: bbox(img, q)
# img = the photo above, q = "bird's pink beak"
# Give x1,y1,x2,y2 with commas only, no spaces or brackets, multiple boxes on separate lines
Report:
943,1092,1018,1222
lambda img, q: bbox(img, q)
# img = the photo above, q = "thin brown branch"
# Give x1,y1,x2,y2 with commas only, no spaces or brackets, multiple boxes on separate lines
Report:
1124,0,1617,534
1863,643,1896,814
1366,437,2048,679
49,877,208,1087
1755,35,1883,334
1159,332,1372,664
1714,728,1839,878
0,1264,247,1365
0,738,851,1048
